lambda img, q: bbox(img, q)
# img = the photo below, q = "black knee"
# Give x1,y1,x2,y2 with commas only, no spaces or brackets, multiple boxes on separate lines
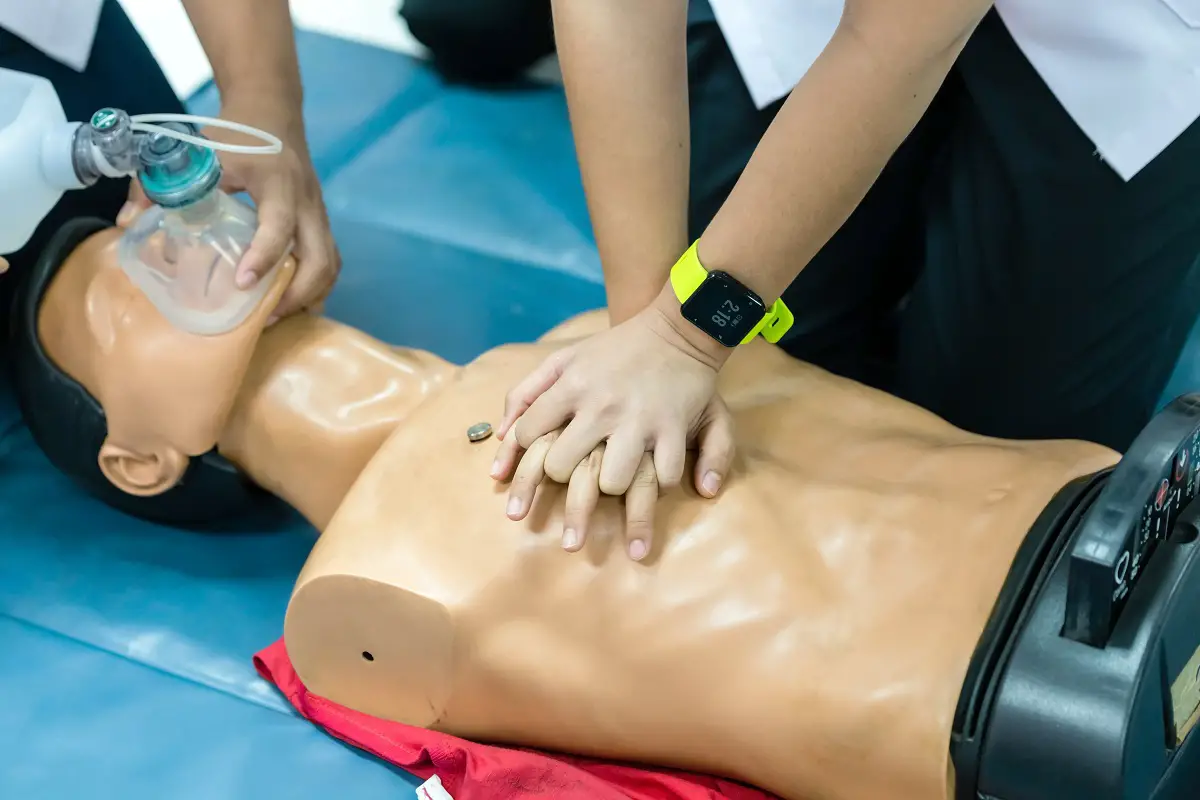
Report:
401,0,554,84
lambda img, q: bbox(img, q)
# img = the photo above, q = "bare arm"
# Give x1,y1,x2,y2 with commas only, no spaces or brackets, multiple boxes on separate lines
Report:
173,1,340,322
551,0,690,325
180,0,303,110
671,0,995,364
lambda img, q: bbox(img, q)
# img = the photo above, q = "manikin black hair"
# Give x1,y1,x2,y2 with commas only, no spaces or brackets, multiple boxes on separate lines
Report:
8,217,266,527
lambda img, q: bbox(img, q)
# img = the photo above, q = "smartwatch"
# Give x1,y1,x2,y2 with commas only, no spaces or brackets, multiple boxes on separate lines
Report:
669,242,794,347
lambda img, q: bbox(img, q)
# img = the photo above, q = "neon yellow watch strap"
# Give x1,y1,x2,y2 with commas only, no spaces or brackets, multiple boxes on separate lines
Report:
669,242,794,345
669,242,709,303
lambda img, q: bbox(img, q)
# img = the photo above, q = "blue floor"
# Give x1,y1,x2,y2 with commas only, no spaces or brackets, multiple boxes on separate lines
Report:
0,31,602,798
4,27,1200,800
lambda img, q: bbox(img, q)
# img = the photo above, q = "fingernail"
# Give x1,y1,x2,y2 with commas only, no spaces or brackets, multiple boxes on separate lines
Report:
236,271,256,290
702,471,722,497
628,539,648,560
506,497,524,518
490,459,503,478
116,202,137,226
562,529,579,550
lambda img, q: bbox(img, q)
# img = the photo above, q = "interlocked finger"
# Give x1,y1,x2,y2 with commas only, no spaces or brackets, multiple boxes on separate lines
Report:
506,430,558,520
623,452,659,561
562,442,605,552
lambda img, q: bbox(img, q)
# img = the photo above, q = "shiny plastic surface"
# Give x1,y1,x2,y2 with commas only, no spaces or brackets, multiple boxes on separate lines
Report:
1,31,600,798
119,190,278,336
976,484,1200,800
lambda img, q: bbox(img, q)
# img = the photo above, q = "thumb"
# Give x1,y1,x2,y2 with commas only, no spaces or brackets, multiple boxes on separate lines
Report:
235,197,294,291
693,396,735,498
117,179,151,228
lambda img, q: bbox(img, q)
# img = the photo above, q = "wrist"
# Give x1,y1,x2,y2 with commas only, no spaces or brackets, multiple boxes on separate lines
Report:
608,284,664,327
648,282,733,371
220,85,303,127
218,95,308,159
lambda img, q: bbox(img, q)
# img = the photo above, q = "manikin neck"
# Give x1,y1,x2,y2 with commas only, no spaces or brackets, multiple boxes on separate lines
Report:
214,315,460,530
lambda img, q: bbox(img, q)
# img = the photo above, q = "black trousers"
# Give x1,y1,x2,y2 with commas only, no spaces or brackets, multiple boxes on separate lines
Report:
0,0,183,289
408,1,1200,451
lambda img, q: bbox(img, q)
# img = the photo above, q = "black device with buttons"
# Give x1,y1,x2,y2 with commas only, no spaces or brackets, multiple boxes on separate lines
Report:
951,395,1200,800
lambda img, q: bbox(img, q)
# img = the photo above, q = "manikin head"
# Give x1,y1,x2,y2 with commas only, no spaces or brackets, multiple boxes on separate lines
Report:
9,217,293,525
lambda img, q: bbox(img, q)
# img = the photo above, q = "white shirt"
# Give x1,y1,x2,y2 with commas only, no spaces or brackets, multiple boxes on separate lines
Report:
0,0,105,72
707,0,1200,180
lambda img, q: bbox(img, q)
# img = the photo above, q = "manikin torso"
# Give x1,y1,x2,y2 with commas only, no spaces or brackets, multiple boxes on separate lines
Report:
38,229,1120,800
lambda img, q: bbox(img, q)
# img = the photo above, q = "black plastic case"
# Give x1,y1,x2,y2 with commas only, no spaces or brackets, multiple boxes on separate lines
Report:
953,396,1200,799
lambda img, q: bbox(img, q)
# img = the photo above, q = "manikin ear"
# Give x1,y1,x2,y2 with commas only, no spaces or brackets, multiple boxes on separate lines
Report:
97,439,188,497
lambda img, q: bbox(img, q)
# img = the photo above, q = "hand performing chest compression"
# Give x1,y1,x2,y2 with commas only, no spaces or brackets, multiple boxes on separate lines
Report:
489,295,739,561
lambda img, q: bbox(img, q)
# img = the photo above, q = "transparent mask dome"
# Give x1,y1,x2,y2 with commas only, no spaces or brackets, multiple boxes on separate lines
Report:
118,190,279,335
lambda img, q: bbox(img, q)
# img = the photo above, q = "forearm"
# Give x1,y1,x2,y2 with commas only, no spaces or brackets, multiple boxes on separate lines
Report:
694,23,969,309
182,0,303,110
552,0,690,324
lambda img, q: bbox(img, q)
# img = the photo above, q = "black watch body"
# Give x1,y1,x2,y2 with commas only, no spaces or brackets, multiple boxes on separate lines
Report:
679,270,768,347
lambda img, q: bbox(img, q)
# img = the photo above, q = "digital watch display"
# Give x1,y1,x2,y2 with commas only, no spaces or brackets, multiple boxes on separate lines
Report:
678,270,768,348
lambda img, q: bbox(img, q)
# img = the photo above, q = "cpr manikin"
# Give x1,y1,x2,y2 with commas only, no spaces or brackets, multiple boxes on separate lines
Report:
20,221,1121,800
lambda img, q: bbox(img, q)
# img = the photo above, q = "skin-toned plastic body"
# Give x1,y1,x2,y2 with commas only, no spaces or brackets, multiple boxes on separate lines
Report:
37,228,1120,800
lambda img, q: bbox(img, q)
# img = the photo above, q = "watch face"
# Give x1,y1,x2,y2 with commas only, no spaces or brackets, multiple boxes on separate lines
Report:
680,271,767,347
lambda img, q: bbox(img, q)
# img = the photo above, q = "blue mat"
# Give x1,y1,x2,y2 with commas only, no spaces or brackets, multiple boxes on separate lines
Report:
0,30,602,799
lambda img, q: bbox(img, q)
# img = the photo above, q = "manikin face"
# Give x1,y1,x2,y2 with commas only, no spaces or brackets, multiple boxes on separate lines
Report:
36,227,293,497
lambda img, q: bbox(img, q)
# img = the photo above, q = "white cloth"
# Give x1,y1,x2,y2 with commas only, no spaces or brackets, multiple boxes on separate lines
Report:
706,0,842,110
996,0,1200,180
0,0,105,72
706,0,1200,180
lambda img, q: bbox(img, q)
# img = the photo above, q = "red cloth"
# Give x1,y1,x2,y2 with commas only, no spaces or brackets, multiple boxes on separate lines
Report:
255,638,777,800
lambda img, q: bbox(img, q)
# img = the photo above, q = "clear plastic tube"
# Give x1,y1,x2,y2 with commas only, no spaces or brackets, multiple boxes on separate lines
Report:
128,113,283,155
